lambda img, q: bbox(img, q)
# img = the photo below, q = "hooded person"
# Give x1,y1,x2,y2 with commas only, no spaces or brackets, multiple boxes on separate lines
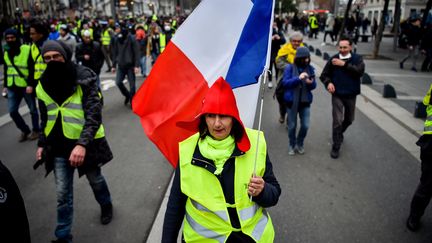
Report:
35,40,114,243
162,77,281,243
280,46,316,155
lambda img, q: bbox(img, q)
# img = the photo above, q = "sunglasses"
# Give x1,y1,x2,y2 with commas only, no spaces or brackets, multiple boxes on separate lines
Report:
43,53,63,62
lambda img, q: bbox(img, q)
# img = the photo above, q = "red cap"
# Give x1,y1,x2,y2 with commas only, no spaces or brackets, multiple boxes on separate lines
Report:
177,77,251,152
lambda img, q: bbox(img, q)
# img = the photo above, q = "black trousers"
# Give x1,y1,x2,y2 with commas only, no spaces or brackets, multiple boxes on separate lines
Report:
409,141,432,220
332,95,356,149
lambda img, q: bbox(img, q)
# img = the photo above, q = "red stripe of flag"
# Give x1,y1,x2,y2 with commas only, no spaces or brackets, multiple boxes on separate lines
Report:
132,42,208,167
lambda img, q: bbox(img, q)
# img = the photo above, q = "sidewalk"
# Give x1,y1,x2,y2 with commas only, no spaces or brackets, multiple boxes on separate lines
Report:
303,31,432,129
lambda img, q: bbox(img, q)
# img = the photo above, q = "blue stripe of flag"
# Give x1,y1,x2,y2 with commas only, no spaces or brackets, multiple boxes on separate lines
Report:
225,0,273,89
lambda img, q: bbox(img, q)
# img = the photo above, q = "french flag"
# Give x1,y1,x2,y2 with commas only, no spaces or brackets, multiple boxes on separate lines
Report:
132,0,274,167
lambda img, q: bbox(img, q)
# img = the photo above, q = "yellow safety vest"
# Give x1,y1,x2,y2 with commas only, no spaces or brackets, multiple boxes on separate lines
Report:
101,28,112,45
31,43,46,81
81,28,94,40
4,45,30,87
36,83,105,139
423,84,432,135
159,33,166,53
179,128,275,243
309,16,319,29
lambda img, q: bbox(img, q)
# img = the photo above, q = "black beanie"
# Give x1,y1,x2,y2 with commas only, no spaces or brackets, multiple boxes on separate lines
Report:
4,28,18,38
41,40,69,61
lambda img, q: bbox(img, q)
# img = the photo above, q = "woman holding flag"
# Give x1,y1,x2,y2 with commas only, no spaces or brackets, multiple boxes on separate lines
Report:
162,77,281,243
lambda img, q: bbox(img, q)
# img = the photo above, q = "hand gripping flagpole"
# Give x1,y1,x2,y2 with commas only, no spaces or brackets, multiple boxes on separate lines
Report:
250,68,271,202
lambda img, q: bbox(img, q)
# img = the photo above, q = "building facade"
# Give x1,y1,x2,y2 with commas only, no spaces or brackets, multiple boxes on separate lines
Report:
360,0,428,24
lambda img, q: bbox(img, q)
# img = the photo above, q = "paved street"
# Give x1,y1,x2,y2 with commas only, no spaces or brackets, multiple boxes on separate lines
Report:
1,31,432,242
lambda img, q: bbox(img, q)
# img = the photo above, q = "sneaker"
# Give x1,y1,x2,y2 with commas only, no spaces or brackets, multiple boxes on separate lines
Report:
288,146,295,156
296,145,305,155
124,96,130,106
406,216,421,232
18,132,30,143
27,131,39,140
101,203,113,225
399,62,404,69
411,67,417,72
321,42,326,46
330,146,339,159
268,81,273,89
278,116,285,124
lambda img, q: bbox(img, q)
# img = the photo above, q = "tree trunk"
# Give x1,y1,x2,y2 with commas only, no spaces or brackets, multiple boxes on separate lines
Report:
337,0,353,42
393,0,401,51
372,0,390,59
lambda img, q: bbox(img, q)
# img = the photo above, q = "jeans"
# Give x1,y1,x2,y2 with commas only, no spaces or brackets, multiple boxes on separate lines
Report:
53,157,112,241
401,45,419,69
140,55,147,76
332,95,356,149
7,88,40,134
287,106,310,147
115,66,136,99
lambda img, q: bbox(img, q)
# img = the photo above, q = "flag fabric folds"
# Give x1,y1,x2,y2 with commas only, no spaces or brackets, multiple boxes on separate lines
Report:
132,0,274,167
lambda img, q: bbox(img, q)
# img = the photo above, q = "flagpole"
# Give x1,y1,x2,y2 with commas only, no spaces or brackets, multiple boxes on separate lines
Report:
250,0,275,202
251,68,270,202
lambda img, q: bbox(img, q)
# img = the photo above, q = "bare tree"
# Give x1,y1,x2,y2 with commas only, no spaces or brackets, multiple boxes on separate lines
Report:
337,0,353,42
393,0,401,51
372,0,390,59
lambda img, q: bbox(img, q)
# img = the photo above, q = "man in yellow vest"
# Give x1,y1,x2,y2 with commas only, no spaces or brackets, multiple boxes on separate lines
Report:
308,13,319,39
28,22,48,84
162,77,281,242
406,84,432,232
100,21,113,72
34,40,113,243
2,28,40,142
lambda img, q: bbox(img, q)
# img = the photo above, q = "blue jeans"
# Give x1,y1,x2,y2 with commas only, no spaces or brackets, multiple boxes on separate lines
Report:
115,66,136,99
287,106,310,147
7,88,40,134
140,56,147,76
53,157,112,241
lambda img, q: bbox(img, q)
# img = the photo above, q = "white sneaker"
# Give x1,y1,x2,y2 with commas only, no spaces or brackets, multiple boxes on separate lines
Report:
296,146,305,155
268,81,273,89
288,146,295,155
321,42,326,46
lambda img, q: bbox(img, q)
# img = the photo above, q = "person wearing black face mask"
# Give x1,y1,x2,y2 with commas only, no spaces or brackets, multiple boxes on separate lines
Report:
111,26,140,107
279,47,316,156
2,28,40,142
35,40,114,243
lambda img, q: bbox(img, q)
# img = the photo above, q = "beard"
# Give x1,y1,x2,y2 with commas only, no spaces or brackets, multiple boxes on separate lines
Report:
40,61,77,104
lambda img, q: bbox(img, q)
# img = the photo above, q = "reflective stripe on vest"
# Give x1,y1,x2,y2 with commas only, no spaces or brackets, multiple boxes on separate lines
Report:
185,213,227,243
159,33,166,53
31,43,46,80
4,45,30,87
36,83,105,139
180,128,275,242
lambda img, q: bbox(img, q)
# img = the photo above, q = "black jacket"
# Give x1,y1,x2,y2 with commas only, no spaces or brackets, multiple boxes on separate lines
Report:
320,53,365,97
75,41,105,75
37,64,113,177
162,145,281,243
0,160,31,243
111,34,140,69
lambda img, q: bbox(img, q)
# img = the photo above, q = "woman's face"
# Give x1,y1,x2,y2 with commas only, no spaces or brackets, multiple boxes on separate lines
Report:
205,114,233,140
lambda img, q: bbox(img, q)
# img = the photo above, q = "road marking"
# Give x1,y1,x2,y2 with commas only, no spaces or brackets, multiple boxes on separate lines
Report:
0,106,29,128
368,73,432,79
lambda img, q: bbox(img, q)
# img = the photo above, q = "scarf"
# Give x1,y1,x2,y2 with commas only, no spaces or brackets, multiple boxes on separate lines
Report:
40,61,77,105
198,135,235,175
